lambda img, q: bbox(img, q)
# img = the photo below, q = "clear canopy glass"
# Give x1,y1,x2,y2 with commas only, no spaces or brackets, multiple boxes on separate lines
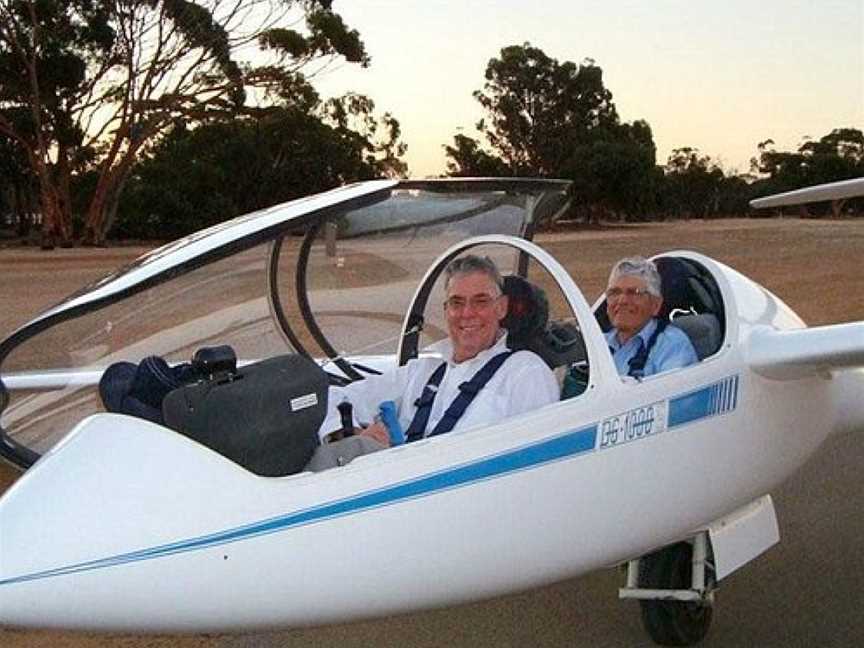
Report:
0,180,572,466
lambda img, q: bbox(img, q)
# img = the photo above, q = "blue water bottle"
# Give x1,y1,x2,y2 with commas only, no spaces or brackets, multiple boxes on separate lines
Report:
377,400,405,446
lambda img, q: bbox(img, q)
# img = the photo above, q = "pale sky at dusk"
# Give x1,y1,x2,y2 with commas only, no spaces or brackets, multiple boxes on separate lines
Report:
313,0,863,177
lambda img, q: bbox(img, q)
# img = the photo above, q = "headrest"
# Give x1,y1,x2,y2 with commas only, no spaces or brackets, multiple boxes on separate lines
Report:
654,257,716,319
501,275,549,351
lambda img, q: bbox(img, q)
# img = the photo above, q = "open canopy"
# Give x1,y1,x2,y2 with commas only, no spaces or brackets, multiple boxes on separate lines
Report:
0,179,571,468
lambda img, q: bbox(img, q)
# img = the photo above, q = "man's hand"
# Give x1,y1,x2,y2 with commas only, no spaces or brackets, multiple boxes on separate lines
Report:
358,421,391,447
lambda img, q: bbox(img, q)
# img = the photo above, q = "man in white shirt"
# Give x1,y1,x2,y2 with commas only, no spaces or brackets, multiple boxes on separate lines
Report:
318,255,560,448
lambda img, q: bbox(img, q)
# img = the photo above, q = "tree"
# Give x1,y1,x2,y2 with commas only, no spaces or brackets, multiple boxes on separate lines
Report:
322,92,408,178
0,0,368,246
113,98,406,240
800,128,864,165
445,43,659,226
564,119,658,222
471,43,619,175
661,147,725,218
750,128,864,216
443,133,509,177
0,110,40,235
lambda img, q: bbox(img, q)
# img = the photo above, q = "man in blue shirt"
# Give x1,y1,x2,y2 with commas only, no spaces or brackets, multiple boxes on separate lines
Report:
604,257,698,378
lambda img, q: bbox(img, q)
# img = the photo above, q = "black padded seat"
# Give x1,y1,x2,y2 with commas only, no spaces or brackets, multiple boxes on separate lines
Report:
501,275,587,371
501,275,549,351
655,257,725,359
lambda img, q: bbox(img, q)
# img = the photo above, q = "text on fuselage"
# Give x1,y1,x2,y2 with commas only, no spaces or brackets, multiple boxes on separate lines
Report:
598,400,668,449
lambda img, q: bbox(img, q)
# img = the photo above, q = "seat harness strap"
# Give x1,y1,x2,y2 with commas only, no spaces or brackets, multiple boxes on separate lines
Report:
404,363,446,442
627,318,668,379
405,351,514,442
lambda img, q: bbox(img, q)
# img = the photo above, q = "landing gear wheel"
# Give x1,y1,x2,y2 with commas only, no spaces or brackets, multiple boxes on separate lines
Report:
638,542,714,646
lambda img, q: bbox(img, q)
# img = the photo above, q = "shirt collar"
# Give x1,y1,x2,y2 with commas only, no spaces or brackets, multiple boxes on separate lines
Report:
608,318,657,350
438,330,510,366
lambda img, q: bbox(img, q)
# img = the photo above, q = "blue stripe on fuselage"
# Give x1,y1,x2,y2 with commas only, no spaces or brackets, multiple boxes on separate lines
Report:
668,375,739,428
2,375,742,587
0,424,598,586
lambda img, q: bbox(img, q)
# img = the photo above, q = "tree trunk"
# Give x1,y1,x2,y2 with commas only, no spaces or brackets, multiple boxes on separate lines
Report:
83,180,110,246
54,149,75,247
101,171,133,244
84,139,142,245
37,180,72,249
84,168,129,246
27,147,74,248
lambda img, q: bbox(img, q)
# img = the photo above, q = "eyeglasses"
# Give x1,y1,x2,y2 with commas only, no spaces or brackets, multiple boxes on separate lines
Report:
444,294,500,313
605,287,652,301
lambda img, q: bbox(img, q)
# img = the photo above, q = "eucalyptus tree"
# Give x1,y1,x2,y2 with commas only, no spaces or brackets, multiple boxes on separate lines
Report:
0,0,367,246
563,119,658,221
662,147,725,218
445,43,658,224
114,98,407,240
442,133,509,177
0,107,39,235
751,128,864,216
471,42,619,176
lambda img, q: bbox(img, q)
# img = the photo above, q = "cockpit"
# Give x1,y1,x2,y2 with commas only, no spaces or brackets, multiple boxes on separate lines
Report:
0,180,590,470
0,178,729,475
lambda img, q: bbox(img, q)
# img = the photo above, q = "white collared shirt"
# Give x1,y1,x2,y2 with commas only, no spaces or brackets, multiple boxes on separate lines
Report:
320,333,559,440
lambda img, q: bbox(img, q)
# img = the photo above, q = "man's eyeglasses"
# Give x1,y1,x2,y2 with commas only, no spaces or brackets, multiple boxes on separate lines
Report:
605,287,652,301
444,294,500,312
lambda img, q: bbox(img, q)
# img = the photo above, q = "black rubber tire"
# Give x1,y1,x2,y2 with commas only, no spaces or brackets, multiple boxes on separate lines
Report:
638,542,714,646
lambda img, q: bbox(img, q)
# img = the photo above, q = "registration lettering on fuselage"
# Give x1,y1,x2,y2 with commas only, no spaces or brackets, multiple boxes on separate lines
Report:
598,400,668,449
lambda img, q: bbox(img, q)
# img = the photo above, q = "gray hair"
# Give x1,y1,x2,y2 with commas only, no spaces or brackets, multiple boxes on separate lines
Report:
444,255,504,295
608,256,662,297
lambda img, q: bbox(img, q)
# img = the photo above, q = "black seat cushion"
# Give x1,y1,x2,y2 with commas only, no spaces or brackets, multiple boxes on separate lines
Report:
501,275,549,351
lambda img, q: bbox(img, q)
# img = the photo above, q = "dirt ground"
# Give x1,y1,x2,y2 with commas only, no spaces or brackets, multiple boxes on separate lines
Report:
0,217,863,647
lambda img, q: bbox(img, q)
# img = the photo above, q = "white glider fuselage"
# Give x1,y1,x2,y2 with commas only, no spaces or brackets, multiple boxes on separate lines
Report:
0,248,860,632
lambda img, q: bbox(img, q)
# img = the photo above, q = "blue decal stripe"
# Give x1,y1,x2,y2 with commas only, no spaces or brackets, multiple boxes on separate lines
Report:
732,375,739,410
715,381,723,414
668,375,739,428
724,377,733,411
1,425,597,586
715,380,725,415
669,387,712,427
709,381,719,415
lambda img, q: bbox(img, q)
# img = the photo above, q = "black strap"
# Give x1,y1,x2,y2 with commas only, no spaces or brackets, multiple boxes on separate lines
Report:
429,351,514,437
627,318,668,379
404,362,447,442
405,351,514,442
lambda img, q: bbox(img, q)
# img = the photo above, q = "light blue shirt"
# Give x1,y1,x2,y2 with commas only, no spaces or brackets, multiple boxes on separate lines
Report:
605,318,699,378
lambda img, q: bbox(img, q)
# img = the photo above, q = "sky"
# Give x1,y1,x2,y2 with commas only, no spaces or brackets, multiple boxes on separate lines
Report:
311,0,864,177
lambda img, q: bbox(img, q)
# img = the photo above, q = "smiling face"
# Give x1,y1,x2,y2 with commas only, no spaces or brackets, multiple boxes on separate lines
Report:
606,274,663,343
444,271,508,363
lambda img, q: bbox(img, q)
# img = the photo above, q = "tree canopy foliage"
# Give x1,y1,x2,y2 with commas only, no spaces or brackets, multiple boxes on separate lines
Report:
471,43,619,175
446,42,659,222
750,129,864,215
2,22,862,245
112,97,406,240
0,0,391,246
445,42,862,224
